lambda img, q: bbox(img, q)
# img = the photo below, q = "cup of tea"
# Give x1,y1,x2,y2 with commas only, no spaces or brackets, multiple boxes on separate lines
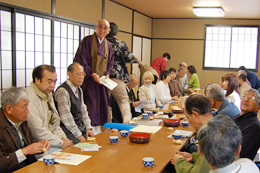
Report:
109,136,119,144
143,157,154,168
43,155,55,166
142,114,149,119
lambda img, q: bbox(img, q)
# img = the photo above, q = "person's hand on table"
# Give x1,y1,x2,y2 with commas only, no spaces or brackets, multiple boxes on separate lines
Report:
39,139,50,150
177,151,192,162
105,74,109,79
86,129,94,138
61,137,73,149
133,101,141,107
91,73,102,84
78,136,86,142
178,115,187,121
171,151,192,165
21,142,44,156
171,153,182,165
171,96,178,100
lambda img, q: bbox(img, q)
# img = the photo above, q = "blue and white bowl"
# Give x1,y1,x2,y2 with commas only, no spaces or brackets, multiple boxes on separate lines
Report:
143,157,154,168
120,130,129,137
173,134,182,140
142,114,149,119
146,111,153,116
43,155,55,166
159,105,164,109
109,136,119,144
171,100,176,104
182,121,189,127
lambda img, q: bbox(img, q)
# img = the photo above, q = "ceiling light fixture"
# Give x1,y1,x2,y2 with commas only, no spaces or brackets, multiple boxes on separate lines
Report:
193,7,225,17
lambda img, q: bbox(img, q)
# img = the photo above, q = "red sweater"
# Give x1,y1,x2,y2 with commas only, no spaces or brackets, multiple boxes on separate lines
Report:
151,56,166,75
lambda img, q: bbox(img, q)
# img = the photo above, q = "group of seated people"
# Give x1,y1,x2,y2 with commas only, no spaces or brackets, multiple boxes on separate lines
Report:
1,61,260,173
170,92,260,172
0,63,94,172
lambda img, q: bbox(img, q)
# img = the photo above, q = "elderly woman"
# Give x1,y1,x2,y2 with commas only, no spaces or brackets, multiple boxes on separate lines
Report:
138,71,161,111
187,65,200,89
156,70,176,105
168,68,180,99
223,73,241,110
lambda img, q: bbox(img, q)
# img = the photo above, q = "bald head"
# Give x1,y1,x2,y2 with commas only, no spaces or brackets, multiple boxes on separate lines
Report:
95,19,110,40
179,62,187,69
127,74,139,89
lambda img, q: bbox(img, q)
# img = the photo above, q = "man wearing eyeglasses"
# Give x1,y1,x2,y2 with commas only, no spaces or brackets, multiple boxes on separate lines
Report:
234,88,260,160
74,19,114,134
111,74,141,123
55,63,94,144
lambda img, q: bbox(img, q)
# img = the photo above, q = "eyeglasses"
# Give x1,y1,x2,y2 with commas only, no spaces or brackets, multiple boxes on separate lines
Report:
75,72,86,77
242,95,256,101
131,81,138,86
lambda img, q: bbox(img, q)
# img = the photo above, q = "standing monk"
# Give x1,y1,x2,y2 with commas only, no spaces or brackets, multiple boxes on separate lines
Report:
74,19,114,134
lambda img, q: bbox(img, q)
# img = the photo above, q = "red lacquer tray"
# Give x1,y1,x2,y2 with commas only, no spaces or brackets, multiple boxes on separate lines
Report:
129,133,151,144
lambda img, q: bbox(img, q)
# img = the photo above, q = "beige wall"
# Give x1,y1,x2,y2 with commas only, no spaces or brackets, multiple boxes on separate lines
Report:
152,19,260,88
0,0,51,13
134,12,152,37
56,0,102,24
105,0,132,33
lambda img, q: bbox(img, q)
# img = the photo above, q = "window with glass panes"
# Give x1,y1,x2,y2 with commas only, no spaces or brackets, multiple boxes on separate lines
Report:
204,25,259,70
0,10,12,92
15,13,51,88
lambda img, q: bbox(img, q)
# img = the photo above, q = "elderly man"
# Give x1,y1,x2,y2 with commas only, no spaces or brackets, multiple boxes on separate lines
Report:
111,74,141,123
0,87,49,173
55,63,94,144
176,67,186,94
238,66,260,91
237,73,251,98
234,88,260,160
205,83,240,119
106,22,137,122
179,62,189,89
197,115,259,173
26,65,73,150
74,19,114,134
171,94,211,173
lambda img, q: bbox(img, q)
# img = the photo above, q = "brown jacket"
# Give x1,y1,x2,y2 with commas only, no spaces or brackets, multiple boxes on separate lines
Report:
0,109,37,173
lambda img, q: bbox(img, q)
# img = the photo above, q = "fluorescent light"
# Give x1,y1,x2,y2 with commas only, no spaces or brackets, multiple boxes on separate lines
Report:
193,7,225,17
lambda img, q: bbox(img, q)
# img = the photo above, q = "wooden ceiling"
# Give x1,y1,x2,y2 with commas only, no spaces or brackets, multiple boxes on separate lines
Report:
111,0,260,19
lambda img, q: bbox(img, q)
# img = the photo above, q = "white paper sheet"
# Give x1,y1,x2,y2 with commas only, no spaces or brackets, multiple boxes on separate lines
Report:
130,125,162,134
39,152,91,165
135,100,152,112
100,76,118,90
74,143,102,151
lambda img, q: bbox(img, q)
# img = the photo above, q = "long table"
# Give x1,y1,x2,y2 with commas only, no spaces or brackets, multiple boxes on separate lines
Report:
15,108,194,173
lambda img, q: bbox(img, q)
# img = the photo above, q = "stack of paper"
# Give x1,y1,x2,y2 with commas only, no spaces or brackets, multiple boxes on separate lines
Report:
135,119,163,126
74,143,102,151
130,125,162,134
